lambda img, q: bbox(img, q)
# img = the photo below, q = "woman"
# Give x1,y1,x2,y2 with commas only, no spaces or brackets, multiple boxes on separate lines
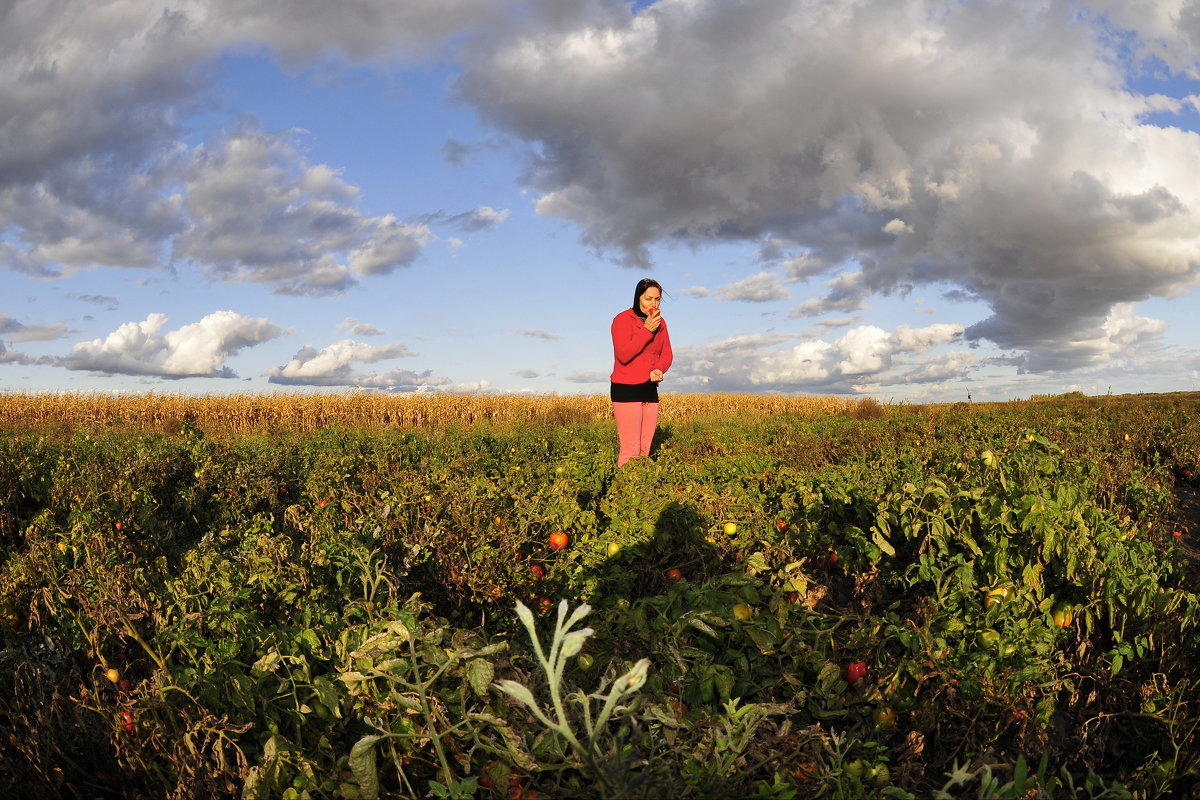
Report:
611,278,673,466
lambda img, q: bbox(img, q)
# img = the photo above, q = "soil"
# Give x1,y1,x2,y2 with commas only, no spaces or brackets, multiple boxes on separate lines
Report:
1170,480,1200,563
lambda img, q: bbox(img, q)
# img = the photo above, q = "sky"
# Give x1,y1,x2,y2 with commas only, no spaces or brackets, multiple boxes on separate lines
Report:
4,0,1200,403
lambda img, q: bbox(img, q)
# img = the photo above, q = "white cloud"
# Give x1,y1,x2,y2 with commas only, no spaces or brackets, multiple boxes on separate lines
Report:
264,338,451,391
781,252,829,282
337,318,386,337
911,351,978,382
715,272,790,302
61,311,280,378
565,371,607,384
518,329,560,340
672,321,964,393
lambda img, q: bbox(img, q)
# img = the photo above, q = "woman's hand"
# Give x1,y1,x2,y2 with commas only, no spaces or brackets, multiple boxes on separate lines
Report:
644,308,661,332
650,369,664,382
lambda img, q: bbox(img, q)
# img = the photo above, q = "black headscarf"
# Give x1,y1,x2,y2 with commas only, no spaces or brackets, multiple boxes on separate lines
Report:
632,278,662,319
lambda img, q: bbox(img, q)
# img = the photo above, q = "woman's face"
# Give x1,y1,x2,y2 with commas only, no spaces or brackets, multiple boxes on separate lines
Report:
638,286,661,315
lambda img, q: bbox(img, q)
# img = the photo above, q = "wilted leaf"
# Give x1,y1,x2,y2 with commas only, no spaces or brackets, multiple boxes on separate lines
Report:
348,735,383,800
466,658,494,697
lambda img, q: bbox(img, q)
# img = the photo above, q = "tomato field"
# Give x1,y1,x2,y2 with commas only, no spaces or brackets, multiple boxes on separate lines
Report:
1,391,1198,799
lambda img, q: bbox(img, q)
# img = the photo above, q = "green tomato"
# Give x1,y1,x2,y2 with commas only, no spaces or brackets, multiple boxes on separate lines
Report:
1052,603,1074,629
577,653,595,671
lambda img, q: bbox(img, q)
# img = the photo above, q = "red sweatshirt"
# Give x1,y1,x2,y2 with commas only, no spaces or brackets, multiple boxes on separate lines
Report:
610,308,673,384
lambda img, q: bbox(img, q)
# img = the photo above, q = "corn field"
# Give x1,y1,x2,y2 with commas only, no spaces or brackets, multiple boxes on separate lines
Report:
0,391,865,434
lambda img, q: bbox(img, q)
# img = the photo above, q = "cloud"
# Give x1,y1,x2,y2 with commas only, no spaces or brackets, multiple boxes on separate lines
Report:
264,338,450,391
425,205,511,232
338,318,385,336
672,321,963,393
517,328,560,340
0,341,35,365
1015,302,1170,372
173,128,433,294
715,271,790,302
69,294,121,310
565,371,607,384
893,350,978,385
790,271,870,317
0,1,493,289
60,311,281,378
454,0,1200,370
0,313,70,343
515,369,539,378
440,134,509,167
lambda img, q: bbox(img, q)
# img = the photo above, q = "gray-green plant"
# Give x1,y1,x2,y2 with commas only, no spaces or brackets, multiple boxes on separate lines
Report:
494,599,651,798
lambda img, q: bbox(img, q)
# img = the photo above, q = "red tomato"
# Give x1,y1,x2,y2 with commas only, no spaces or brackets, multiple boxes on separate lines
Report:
529,564,545,580
548,531,569,550
845,661,868,687
665,568,683,581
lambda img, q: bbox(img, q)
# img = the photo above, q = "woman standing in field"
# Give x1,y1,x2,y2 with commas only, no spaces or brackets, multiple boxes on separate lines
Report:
611,278,673,466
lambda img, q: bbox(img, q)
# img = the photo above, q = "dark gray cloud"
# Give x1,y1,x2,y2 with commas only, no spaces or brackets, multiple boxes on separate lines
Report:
173,128,432,294
0,0,496,292
454,0,1200,370
5,0,1200,390
0,341,35,365
419,206,511,232
0,312,69,342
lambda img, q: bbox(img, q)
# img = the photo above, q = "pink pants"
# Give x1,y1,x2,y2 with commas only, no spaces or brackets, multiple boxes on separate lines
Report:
613,402,659,467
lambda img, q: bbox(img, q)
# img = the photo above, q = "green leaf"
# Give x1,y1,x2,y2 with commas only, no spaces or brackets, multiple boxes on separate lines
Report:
294,627,321,653
1012,754,1028,794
